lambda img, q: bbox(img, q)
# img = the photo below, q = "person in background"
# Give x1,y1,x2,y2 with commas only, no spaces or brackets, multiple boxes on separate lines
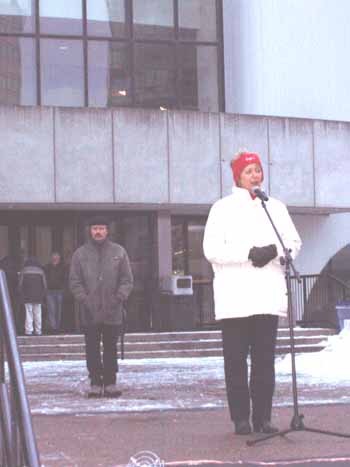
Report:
0,255,20,332
69,216,133,398
19,257,47,336
45,252,66,334
203,150,302,435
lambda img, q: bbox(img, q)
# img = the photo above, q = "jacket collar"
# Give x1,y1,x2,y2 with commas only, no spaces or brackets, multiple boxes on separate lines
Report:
231,186,257,202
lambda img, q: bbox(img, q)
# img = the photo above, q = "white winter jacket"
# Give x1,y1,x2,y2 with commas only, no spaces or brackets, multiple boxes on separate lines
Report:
203,187,302,320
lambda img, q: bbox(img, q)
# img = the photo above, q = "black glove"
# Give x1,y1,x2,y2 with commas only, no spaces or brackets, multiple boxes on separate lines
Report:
248,244,278,268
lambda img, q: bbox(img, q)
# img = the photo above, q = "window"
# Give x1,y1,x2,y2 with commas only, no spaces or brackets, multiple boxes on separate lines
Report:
0,37,36,105
88,41,131,107
133,0,174,40
178,44,219,112
0,0,35,33
134,43,176,108
171,217,212,280
0,0,223,111
39,0,83,35
188,222,212,280
87,0,126,38
40,39,84,107
178,0,217,41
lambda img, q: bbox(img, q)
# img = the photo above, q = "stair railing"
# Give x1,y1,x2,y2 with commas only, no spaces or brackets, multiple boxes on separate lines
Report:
291,272,350,327
0,269,41,467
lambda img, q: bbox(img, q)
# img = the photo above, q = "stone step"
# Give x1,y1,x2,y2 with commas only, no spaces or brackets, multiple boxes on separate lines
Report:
19,344,325,362
16,328,336,361
18,334,329,355
16,327,335,345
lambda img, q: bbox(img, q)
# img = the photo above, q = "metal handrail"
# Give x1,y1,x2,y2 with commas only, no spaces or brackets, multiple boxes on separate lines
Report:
0,270,41,467
193,273,350,326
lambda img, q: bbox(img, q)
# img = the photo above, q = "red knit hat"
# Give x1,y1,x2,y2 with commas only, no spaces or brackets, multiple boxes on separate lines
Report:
230,152,264,185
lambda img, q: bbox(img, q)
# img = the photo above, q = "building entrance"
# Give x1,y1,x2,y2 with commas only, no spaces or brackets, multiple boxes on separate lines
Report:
0,210,153,334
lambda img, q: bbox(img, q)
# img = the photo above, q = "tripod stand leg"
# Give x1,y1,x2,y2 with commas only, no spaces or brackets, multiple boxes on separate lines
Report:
303,426,350,439
247,424,350,446
246,429,289,446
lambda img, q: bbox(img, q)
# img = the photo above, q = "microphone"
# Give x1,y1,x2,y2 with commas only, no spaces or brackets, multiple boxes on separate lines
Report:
251,186,269,201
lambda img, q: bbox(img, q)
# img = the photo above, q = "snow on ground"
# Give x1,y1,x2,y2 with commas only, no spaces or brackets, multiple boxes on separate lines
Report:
276,327,350,382
18,329,350,416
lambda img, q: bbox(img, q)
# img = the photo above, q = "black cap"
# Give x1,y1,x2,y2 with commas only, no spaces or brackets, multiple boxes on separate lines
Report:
87,215,110,227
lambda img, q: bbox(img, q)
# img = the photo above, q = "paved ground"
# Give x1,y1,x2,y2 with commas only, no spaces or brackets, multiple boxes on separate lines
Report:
15,352,350,467
34,406,350,467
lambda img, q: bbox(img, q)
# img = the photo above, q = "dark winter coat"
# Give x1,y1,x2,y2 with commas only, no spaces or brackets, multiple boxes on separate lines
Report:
18,264,47,304
44,262,66,290
69,239,133,327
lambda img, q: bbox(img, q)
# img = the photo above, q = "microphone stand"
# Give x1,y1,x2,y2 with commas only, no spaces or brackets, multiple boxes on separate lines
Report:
247,197,350,447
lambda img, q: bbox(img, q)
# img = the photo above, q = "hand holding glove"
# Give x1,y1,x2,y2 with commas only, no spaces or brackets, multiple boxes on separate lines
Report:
248,244,278,268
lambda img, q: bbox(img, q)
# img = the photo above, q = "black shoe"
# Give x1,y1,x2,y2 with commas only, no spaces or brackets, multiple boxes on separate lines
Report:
87,385,103,398
234,420,252,435
253,420,279,434
104,384,122,398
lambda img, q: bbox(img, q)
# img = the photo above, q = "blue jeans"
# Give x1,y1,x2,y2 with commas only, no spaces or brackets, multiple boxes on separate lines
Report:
46,290,64,331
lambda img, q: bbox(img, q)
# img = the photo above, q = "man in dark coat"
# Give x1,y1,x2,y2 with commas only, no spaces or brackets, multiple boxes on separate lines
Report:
69,216,133,398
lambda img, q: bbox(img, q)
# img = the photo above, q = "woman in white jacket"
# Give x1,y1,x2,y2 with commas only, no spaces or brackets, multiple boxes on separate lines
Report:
203,151,301,435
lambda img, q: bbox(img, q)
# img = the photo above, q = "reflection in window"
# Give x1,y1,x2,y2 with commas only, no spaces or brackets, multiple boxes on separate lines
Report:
178,0,217,41
39,0,82,35
188,222,212,280
172,220,186,275
178,44,219,112
0,37,36,105
133,0,174,40
110,215,152,331
88,41,131,107
134,44,176,109
0,0,34,33
40,39,84,107
87,0,125,37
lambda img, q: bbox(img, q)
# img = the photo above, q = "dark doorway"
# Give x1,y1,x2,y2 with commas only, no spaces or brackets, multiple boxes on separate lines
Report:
0,210,153,333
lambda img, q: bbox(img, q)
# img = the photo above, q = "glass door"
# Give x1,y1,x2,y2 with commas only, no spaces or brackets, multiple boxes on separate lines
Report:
0,211,78,334
110,214,153,332
171,217,214,327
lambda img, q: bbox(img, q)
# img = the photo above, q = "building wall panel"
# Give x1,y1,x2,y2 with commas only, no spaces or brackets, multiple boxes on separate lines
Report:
313,121,350,207
168,111,220,204
114,109,169,203
0,106,54,202
55,108,114,203
269,118,314,206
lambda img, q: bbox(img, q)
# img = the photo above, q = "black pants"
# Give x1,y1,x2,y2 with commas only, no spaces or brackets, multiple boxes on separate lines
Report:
84,323,121,386
221,314,278,425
